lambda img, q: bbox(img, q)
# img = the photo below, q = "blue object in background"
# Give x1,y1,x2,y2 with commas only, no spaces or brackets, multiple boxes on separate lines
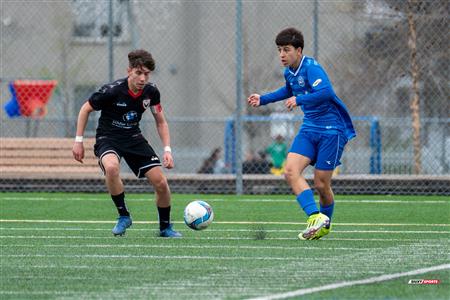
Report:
225,115,382,175
4,82,21,118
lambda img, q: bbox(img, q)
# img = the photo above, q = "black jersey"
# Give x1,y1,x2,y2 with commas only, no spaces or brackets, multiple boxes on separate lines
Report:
89,78,161,141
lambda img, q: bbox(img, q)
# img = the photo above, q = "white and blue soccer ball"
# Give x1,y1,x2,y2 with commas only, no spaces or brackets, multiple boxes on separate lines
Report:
184,200,214,230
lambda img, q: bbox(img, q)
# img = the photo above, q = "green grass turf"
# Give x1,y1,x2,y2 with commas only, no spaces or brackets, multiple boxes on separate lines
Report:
0,193,449,299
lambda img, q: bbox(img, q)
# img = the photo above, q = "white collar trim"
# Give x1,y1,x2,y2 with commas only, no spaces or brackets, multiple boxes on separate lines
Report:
288,56,305,76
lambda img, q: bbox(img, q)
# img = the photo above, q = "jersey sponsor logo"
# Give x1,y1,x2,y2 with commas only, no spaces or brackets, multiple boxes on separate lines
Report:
297,76,305,87
143,99,151,109
150,104,162,114
116,102,127,107
312,79,322,87
123,111,138,122
112,120,132,129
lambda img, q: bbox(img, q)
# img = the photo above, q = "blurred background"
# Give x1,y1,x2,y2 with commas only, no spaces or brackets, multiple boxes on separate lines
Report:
1,0,448,194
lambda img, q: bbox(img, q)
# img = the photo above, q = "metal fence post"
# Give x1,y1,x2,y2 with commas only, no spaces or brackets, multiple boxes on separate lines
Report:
108,0,114,83
235,0,243,195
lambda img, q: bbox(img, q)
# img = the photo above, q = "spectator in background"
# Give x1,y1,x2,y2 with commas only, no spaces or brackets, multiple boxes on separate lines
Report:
243,151,271,174
198,147,226,174
257,151,272,174
266,134,288,175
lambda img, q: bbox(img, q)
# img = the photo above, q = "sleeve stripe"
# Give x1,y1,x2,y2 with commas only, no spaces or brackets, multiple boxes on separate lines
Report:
150,104,162,114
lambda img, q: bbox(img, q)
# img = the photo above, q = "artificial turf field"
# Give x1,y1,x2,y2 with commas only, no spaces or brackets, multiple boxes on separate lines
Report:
0,193,448,299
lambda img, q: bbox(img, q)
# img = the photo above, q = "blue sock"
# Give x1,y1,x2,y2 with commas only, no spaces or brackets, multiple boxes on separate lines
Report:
320,202,335,221
296,189,319,216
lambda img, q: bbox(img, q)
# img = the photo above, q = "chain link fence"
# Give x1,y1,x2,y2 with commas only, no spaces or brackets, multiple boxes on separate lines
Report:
1,0,449,194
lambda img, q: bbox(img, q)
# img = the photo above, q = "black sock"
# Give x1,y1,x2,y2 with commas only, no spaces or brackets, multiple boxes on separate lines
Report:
157,206,171,230
111,192,130,217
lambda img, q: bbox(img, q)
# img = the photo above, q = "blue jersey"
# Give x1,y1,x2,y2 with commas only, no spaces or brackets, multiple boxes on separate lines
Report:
259,56,356,140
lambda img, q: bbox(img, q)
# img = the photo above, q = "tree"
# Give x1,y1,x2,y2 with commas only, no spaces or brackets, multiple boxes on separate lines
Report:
336,0,448,174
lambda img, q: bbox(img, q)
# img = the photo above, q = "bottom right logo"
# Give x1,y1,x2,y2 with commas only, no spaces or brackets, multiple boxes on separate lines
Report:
408,279,440,285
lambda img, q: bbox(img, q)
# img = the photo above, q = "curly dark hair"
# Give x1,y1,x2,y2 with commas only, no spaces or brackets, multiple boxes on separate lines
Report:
128,49,155,71
275,27,304,50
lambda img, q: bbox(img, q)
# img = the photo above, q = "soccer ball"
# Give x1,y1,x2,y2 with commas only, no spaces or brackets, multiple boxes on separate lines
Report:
183,200,214,230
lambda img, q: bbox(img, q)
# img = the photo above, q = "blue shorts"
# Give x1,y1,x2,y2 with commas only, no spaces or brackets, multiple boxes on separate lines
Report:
289,131,347,170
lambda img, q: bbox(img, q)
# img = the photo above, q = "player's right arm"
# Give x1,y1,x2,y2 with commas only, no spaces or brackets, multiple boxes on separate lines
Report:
248,86,292,107
248,74,293,107
72,101,95,163
247,94,261,107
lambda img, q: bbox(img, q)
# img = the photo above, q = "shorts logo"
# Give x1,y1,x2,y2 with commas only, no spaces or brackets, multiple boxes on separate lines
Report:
297,76,305,87
312,79,322,87
123,111,138,122
143,99,151,109
151,156,159,161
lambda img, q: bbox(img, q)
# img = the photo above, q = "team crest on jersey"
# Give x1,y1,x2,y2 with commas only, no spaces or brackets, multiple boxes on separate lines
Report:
143,99,151,109
123,111,138,122
297,76,305,87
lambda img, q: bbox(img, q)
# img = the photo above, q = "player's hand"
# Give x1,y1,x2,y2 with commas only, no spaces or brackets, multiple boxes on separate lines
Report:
163,151,174,169
247,94,261,107
285,96,297,111
72,142,85,163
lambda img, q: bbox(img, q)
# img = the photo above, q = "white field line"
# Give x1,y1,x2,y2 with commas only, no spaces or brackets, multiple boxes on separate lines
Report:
2,264,386,277
1,219,449,227
0,196,448,204
0,227,448,234
0,235,438,241
1,253,334,261
0,243,371,251
247,263,450,300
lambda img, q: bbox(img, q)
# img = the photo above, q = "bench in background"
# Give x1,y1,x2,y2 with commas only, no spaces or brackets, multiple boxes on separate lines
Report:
0,138,100,179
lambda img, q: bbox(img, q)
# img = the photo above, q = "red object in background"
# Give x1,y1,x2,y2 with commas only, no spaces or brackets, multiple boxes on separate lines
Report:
12,80,58,118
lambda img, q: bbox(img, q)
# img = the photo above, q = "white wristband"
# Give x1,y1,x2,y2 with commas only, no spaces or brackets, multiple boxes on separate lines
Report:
75,136,83,142
164,146,172,153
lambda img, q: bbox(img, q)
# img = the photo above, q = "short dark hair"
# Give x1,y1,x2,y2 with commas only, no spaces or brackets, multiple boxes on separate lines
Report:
128,49,155,71
275,27,304,49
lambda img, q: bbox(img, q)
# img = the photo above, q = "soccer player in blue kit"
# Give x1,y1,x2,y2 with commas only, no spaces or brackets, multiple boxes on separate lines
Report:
72,49,181,238
248,28,356,240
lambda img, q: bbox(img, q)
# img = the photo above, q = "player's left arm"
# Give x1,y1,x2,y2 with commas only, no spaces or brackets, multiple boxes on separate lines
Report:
286,66,336,110
152,105,174,169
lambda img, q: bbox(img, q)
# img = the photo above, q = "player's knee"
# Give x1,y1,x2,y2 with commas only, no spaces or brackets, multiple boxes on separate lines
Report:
314,179,329,195
103,164,120,177
284,166,297,183
152,176,169,192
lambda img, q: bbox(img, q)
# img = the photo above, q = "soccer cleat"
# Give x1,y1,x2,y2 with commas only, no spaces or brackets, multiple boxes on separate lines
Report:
112,216,132,236
159,224,182,238
311,223,332,240
298,213,330,240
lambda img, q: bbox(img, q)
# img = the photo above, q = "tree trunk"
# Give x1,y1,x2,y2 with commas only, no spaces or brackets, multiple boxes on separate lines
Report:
407,0,422,174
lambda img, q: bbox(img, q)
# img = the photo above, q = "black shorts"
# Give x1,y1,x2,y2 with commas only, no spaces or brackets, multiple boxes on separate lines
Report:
94,136,161,178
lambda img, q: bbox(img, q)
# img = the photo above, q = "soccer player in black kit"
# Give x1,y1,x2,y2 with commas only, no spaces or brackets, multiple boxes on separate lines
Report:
72,49,181,237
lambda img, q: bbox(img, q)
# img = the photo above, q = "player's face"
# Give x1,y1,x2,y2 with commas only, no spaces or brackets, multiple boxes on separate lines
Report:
277,45,302,68
127,66,151,92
